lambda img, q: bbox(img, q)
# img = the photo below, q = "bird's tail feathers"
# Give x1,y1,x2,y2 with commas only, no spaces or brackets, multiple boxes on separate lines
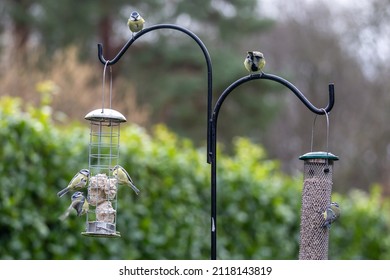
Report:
57,188,69,198
59,207,72,221
129,182,140,195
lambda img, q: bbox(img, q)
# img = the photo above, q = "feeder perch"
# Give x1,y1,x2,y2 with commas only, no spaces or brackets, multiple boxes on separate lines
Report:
81,108,126,238
298,151,339,260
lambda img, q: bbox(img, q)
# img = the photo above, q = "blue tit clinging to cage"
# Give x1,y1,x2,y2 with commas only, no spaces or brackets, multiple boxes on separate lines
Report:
244,51,266,74
59,191,89,220
322,202,340,229
127,11,145,35
111,165,140,195
57,169,90,198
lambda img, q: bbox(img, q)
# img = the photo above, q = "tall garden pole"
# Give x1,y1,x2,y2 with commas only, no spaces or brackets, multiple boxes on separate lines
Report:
209,73,335,259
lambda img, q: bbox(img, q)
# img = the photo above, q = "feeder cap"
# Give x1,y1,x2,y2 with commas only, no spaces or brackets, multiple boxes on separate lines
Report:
299,151,339,161
85,109,127,123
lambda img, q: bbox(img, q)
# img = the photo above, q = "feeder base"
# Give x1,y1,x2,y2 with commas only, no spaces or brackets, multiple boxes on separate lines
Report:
81,221,121,238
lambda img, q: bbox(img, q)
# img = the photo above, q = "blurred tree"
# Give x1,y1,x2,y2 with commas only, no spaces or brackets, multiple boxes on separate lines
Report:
6,0,33,52
333,0,390,193
1,0,277,149
255,0,390,193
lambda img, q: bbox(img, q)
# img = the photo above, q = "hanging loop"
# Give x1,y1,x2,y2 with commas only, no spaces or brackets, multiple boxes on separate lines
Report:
101,61,113,113
311,108,330,160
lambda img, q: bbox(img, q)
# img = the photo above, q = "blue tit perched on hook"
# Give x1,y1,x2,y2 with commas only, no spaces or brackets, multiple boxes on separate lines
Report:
57,169,90,198
127,11,145,34
322,202,340,229
59,191,89,220
244,51,266,74
111,165,140,195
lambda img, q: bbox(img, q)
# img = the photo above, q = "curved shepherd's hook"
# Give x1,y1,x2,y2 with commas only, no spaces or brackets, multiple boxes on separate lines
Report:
97,24,214,164
212,73,334,123
209,72,335,260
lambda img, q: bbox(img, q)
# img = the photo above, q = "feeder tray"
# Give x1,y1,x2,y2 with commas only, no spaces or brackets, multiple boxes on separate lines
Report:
82,221,121,238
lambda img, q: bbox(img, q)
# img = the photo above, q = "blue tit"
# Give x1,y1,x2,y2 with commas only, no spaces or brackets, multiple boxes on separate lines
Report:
57,169,90,198
127,11,145,34
322,202,340,229
59,191,89,220
244,51,266,74
111,165,140,195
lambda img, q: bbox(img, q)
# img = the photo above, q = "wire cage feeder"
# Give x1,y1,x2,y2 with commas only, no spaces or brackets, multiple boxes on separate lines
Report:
81,108,126,238
298,112,339,259
81,63,126,238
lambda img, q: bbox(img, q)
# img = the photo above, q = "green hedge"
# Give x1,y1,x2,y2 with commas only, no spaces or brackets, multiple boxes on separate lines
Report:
1,96,390,259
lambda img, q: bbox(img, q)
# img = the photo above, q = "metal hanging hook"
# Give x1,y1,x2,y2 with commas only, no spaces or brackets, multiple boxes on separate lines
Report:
97,23,214,163
211,74,335,128
97,23,215,258
209,73,336,259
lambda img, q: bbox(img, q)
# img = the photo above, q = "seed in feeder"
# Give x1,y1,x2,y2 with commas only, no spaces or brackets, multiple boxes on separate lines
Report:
104,178,117,200
88,173,111,205
96,200,116,223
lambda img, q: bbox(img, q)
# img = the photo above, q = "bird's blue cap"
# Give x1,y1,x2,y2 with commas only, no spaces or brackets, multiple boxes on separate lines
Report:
131,11,140,19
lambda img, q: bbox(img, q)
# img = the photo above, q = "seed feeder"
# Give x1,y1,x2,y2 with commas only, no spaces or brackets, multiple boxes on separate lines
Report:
81,63,126,238
298,110,339,259
81,108,126,238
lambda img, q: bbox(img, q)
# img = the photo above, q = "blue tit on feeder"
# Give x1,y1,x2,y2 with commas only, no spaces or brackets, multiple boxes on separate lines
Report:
322,202,340,229
111,165,140,195
127,11,145,34
59,191,89,220
57,169,90,198
244,51,266,74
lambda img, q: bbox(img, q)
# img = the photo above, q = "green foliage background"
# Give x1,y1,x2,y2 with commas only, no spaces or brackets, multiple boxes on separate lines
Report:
1,96,390,259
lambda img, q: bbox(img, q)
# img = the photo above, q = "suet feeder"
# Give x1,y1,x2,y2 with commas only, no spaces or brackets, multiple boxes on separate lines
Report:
81,108,126,238
298,151,339,259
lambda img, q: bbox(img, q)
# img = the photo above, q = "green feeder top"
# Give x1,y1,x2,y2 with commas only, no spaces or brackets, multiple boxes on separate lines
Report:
299,151,339,161
85,108,127,123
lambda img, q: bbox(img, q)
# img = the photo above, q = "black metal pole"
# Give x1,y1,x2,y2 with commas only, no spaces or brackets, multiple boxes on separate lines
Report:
97,24,216,259
209,72,335,259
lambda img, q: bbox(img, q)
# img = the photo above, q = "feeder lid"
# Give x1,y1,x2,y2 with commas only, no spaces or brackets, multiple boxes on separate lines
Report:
299,151,339,161
85,109,126,123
